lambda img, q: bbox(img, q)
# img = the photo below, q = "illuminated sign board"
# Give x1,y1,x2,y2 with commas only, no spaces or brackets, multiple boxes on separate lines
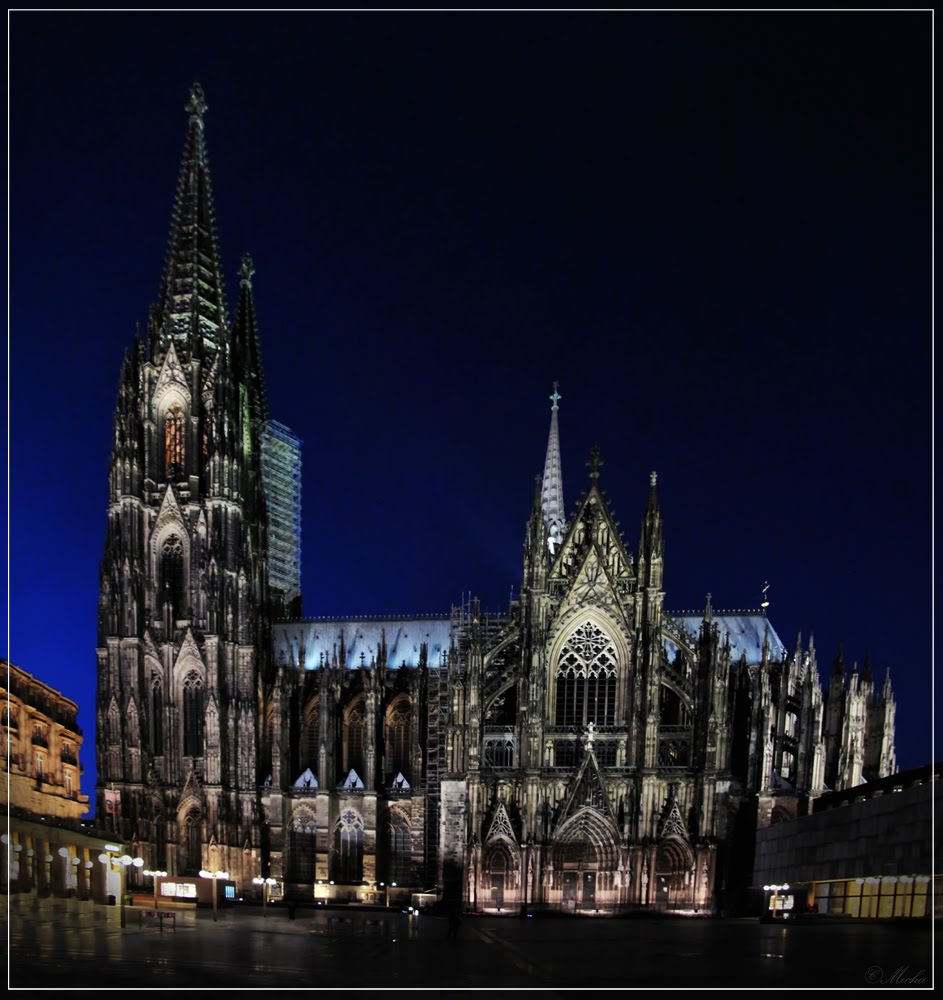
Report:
161,882,197,899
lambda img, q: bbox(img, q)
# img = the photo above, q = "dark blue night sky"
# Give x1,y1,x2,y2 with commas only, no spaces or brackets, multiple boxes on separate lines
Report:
7,12,933,804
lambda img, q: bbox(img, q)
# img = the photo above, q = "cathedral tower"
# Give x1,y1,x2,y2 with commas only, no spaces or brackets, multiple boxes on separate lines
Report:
96,85,270,885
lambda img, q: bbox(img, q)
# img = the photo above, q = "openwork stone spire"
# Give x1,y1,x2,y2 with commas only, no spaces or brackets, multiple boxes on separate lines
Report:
541,382,565,548
232,252,269,422
156,82,229,357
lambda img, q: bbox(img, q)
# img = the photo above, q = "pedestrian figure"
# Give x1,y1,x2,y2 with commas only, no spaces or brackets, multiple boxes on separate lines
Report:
288,901,297,921
446,904,462,939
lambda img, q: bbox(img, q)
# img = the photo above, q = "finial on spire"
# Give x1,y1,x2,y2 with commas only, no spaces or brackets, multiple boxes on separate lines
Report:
541,387,565,545
650,470,657,487
704,592,712,622
587,445,603,481
761,580,770,613
187,82,207,125
239,252,255,287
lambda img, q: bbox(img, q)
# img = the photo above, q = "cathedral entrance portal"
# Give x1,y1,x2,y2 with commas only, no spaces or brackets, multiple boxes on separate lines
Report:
582,871,596,908
655,837,694,910
491,872,505,909
560,867,599,910
553,810,616,912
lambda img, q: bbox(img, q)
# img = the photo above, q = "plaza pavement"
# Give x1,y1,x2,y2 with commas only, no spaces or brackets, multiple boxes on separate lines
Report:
3,895,934,989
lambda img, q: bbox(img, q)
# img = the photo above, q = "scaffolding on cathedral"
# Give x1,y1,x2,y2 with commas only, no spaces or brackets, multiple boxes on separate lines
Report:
260,420,303,616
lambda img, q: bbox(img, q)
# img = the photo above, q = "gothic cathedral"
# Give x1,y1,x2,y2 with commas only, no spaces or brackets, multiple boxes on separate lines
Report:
97,86,897,914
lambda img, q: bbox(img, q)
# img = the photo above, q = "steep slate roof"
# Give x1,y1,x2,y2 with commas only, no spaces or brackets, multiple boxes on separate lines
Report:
274,612,785,670
665,612,787,664
272,616,452,670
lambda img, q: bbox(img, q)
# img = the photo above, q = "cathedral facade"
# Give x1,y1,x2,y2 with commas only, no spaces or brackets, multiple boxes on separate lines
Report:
96,86,897,914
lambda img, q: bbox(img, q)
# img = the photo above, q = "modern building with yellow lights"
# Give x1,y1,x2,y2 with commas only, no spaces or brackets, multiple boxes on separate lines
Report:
754,765,937,920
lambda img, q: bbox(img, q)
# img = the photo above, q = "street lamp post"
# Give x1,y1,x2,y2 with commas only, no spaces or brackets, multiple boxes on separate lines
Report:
143,869,168,908
200,869,230,922
100,849,144,928
763,883,790,919
252,876,276,916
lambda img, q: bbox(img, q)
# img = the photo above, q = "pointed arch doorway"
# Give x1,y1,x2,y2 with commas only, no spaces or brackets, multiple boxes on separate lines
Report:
654,837,694,910
552,809,618,912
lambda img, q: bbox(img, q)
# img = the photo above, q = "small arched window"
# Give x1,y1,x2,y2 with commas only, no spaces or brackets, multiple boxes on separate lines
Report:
183,672,204,757
165,404,186,480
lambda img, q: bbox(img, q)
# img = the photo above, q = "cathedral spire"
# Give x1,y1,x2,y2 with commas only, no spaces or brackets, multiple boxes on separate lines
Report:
156,82,229,358
640,470,662,543
832,644,845,677
540,383,565,548
232,252,270,422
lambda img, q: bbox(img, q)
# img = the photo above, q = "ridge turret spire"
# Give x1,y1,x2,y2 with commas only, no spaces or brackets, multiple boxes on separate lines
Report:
541,382,565,550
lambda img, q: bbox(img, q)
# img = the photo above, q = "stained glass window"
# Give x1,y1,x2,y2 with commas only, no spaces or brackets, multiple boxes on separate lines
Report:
555,622,618,727
165,405,186,480
332,809,364,882
183,672,204,757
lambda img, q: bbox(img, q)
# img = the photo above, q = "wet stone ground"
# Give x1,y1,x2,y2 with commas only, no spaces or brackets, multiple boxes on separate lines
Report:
4,897,935,989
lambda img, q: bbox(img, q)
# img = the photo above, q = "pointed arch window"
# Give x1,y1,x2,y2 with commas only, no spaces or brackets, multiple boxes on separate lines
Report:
386,810,412,885
183,811,202,873
344,699,365,779
125,703,140,746
303,700,320,770
107,703,121,744
165,404,186,480
555,621,618,728
160,535,185,617
385,700,410,779
183,672,204,757
288,810,317,883
332,809,364,882
150,678,164,755
154,816,166,870
658,685,691,727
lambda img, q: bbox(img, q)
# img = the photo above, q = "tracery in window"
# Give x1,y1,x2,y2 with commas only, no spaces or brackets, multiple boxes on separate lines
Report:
160,535,185,617
386,810,412,884
332,809,364,882
554,622,618,728
183,672,204,757
288,810,317,883
385,699,410,779
483,738,515,768
303,700,320,770
165,404,186,480
183,811,202,872
150,679,164,755
344,699,365,778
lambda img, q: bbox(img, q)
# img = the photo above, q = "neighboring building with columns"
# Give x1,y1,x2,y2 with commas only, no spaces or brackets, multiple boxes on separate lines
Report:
95,85,899,914
3,660,89,822
1,660,118,904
